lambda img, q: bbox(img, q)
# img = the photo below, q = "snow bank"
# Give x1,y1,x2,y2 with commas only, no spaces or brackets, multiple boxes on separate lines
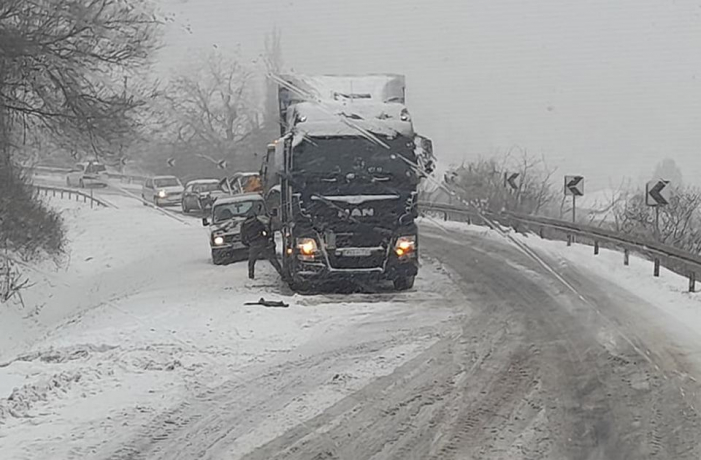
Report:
0,194,203,360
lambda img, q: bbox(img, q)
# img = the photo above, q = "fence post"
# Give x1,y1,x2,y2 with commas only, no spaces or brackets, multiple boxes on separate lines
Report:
690,272,696,293
466,215,471,225
567,234,572,247
594,240,599,255
654,258,660,277
624,249,630,266
443,211,447,221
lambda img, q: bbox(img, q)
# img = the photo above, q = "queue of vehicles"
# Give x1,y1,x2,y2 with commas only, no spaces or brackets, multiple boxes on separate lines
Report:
63,74,434,291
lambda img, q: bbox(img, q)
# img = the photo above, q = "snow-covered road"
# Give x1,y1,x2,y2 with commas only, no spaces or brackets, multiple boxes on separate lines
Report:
3,193,701,459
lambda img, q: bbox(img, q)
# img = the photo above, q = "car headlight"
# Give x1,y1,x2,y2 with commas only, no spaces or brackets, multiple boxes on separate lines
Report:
158,190,167,198
296,237,317,256
213,236,225,246
394,235,416,257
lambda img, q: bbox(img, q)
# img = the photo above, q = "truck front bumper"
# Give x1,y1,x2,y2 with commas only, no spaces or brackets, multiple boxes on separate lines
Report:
292,255,418,282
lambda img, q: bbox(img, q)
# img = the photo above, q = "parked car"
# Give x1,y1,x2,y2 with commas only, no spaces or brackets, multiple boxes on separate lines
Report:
202,193,267,265
219,172,263,195
66,161,109,188
182,179,226,213
142,175,184,207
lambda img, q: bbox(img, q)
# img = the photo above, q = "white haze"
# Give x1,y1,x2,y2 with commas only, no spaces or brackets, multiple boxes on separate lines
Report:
156,0,701,191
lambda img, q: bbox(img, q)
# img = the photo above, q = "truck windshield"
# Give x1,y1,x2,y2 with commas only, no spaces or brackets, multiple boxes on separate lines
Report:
292,136,417,180
212,200,263,223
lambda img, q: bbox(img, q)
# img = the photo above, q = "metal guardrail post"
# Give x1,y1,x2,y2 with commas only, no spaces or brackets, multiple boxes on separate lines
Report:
567,234,572,246
689,272,696,293
654,258,661,277
594,240,599,255
624,249,630,266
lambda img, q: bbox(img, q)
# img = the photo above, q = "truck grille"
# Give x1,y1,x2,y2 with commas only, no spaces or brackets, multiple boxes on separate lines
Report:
329,253,385,269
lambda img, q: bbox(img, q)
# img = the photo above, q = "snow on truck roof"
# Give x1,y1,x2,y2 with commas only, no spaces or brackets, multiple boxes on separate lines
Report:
290,101,414,146
281,74,406,104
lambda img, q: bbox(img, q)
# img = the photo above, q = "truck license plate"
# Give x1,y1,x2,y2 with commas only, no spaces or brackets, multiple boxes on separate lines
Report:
340,248,373,257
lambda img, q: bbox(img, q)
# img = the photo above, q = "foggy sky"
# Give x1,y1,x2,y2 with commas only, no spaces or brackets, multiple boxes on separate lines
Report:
156,0,701,191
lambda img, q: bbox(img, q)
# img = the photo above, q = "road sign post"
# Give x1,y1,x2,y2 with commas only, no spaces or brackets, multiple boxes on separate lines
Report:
504,172,520,190
646,180,671,241
564,175,584,224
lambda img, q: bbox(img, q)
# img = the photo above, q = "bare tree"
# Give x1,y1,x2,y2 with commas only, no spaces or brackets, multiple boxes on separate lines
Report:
0,0,161,257
156,51,262,174
446,148,558,216
263,27,283,140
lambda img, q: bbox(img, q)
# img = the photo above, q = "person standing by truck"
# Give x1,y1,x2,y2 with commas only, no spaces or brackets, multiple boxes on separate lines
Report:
240,208,283,280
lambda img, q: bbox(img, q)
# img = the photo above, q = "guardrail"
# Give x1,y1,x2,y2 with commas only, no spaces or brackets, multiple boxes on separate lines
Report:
419,201,700,293
26,165,146,185
33,184,110,208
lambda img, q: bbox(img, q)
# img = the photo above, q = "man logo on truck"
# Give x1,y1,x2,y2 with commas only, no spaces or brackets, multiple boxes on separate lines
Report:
338,207,375,218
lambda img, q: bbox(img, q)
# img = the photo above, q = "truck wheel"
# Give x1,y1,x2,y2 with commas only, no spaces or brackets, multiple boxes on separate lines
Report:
393,276,415,291
212,250,228,266
290,279,313,293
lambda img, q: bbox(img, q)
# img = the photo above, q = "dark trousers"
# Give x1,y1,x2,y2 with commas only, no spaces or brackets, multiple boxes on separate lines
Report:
248,242,283,279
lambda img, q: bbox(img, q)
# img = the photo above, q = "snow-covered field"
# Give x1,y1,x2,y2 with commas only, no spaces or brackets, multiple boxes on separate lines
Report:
0,195,459,459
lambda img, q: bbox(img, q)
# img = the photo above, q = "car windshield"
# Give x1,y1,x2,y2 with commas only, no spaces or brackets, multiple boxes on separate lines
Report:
212,200,262,222
154,178,181,188
193,183,220,193
85,163,106,173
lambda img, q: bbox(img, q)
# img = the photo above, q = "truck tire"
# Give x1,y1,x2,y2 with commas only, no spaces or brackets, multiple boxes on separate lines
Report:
289,279,313,293
393,275,415,291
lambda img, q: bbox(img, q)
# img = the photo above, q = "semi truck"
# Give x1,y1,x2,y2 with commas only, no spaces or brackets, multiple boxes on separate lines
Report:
262,74,434,291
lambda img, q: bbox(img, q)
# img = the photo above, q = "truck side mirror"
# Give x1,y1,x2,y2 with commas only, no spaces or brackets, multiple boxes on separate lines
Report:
202,218,210,227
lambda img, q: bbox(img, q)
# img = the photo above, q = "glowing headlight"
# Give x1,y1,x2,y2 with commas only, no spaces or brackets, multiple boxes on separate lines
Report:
395,235,416,257
296,238,317,256
158,190,167,198
213,236,225,245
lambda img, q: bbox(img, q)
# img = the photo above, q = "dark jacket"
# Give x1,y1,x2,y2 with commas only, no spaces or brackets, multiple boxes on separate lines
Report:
241,216,272,247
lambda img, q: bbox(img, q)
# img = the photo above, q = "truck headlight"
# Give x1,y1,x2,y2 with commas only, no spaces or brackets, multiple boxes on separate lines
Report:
213,236,225,246
296,238,317,256
158,190,167,198
394,235,416,257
